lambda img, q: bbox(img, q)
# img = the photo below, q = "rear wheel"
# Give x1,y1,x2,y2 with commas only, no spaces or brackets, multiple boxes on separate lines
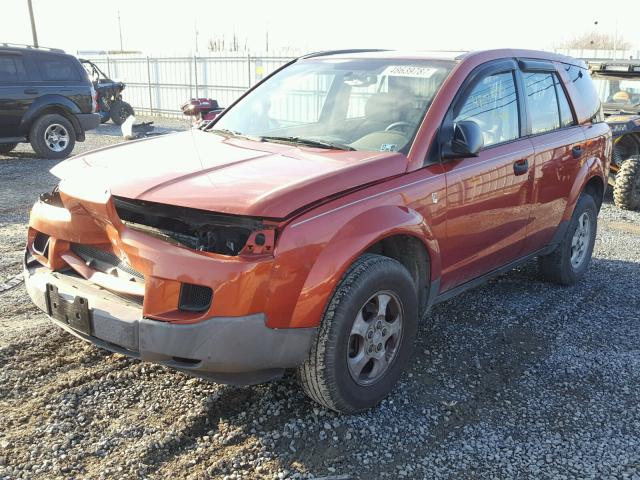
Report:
538,193,597,285
110,100,134,125
613,156,640,210
29,114,76,159
0,143,17,154
297,254,418,413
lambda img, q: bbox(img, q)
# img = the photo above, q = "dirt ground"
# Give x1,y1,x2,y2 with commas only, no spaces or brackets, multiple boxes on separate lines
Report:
1,121,640,479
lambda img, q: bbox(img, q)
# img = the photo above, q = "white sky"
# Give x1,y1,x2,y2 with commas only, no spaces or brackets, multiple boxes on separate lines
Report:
3,0,640,56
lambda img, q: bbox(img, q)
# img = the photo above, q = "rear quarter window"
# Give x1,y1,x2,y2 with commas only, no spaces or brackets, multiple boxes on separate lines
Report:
37,56,82,82
564,64,603,123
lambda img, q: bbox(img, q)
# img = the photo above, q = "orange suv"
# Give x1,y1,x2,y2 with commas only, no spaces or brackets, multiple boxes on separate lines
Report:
24,49,610,412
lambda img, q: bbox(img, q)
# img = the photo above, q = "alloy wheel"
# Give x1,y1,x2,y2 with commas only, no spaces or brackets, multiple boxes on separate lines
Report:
347,291,404,386
570,212,591,268
44,124,70,153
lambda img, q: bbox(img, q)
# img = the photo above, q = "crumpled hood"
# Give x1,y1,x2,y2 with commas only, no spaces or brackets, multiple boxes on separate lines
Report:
51,130,408,218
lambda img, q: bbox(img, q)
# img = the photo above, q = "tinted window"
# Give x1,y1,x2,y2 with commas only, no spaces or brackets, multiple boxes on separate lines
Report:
524,72,560,134
555,76,575,128
566,64,603,122
455,71,519,148
38,57,81,81
0,55,26,82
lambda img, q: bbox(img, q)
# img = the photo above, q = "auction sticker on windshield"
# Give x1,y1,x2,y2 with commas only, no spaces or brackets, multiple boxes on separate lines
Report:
382,65,438,78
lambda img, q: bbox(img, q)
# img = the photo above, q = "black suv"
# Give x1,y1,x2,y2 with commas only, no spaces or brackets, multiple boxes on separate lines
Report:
0,44,100,159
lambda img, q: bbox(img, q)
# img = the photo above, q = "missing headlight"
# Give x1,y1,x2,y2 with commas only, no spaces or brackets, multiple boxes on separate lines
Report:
113,196,267,256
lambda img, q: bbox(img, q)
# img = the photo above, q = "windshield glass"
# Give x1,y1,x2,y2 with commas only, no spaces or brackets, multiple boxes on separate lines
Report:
592,75,640,111
212,58,454,153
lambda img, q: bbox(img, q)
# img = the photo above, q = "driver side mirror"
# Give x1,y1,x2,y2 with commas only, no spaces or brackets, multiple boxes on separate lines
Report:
442,120,484,159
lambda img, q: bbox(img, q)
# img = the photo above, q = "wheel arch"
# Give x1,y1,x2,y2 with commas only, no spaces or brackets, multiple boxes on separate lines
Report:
20,96,84,141
583,174,605,211
364,234,431,316
562,155,607,221
274,204,441,329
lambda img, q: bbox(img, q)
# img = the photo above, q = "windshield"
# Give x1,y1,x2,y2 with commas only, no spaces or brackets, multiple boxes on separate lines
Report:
212,58,454,153
592,75,640,112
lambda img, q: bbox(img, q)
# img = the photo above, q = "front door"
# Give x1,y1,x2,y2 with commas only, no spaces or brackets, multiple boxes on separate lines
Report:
438,62,535,291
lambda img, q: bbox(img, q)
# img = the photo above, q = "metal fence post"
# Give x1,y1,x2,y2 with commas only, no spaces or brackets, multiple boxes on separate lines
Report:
247,54,251,88
194,55,198,99
146,56,153,115
106,56,111,78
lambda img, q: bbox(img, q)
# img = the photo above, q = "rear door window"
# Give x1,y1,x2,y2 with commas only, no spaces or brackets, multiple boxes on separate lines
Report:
555,76,575,128
0,54,27,82
37,56,81,82
454,71,520,148
524,72,560,134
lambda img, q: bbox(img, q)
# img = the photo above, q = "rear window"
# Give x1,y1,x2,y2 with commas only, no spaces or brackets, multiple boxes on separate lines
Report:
565,64,603,123
0,54,27,82
37,56,81,82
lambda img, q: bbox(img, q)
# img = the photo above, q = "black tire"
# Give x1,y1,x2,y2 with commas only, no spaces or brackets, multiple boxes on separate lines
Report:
110,101,134,125
613,156,640,210
538,193,597,285
0,143,17,154
29,114,76,159
297,254,418,413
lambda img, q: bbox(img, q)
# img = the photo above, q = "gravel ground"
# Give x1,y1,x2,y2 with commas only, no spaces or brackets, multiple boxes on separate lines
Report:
1,122,640,479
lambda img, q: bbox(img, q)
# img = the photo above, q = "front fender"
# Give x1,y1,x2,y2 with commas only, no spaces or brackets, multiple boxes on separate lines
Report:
265,204,439,329
20,95,82,133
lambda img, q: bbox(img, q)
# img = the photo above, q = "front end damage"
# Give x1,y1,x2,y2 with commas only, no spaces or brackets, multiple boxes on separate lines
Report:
24,185,316,384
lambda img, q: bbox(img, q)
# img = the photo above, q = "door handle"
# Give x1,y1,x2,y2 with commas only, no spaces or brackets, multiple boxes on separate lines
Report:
24,89,39,95
572,145,583,159
513,158,529,176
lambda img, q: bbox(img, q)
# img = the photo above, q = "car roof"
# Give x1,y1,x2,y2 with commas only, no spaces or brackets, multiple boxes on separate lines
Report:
304,48,585,68
0,43,67,56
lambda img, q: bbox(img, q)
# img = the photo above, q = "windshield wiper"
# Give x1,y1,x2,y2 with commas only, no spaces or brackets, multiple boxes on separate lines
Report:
208,128,261,141
260,136,355,151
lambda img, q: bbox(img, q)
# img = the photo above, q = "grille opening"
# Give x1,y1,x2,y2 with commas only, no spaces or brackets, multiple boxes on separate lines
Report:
179,283,213,312
33,233,50,258
71,244,144,282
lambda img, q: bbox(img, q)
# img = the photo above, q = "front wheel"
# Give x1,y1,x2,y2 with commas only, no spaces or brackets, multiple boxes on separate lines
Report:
538,193,597,285
297,254,418,413
613,156,640,210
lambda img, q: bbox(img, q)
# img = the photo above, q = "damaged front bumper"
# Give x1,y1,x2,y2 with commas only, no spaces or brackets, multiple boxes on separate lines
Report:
24,253,316,385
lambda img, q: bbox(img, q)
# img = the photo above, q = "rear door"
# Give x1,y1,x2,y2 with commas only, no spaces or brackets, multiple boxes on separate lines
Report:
517,61,586,252
0,52,29,137
29,53,90,112
438,60,536,291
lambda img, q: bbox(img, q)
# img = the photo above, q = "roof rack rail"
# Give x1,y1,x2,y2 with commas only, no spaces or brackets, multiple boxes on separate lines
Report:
301,49,389,59
588,60,640,74
0,43,65,53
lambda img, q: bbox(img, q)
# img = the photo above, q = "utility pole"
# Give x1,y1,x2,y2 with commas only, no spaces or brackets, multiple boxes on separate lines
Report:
117,10,123,52
27,0,38,47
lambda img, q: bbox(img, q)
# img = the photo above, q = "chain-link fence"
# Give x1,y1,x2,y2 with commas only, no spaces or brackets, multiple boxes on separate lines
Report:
88,55,295,116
